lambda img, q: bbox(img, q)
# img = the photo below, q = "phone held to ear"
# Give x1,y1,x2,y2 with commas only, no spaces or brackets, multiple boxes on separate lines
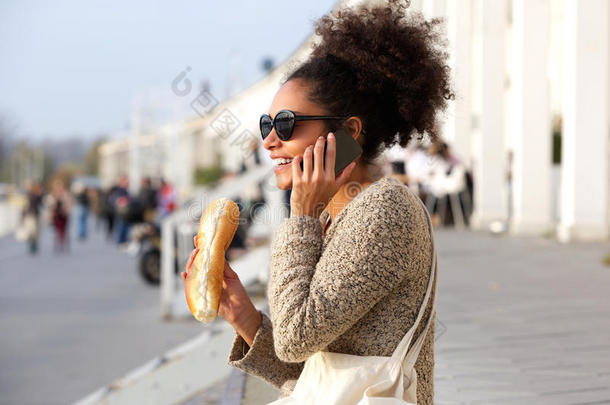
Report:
300,128,363,177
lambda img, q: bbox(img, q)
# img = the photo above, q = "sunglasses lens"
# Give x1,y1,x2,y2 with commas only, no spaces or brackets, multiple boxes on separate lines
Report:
260,115,272,139
274,111,294,140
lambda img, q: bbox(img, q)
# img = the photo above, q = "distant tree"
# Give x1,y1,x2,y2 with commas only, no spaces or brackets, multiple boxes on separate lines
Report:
194,165,225,187
0,132,58,187
83,137,107,175
42,136,87,167
0,116,17,182
7,141,50,187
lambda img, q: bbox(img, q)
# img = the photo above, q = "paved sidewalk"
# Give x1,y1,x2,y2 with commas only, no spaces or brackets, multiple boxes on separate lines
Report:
228,228,610,404
434,229,610,405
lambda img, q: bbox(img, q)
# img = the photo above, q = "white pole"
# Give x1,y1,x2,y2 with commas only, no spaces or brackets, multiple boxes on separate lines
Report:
470,0,509,230
558,0,610,242
160,216,176,320
444,0,473,168
510,0,553,236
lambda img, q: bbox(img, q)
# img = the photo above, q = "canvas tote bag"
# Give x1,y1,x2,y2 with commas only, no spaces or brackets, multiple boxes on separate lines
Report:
268,196,438,405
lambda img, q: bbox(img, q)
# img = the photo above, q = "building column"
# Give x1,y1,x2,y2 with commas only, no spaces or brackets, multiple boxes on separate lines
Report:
558,0,610,242
443,0,473,168
128,132,141,195
510,0,553,235
470,0,509,230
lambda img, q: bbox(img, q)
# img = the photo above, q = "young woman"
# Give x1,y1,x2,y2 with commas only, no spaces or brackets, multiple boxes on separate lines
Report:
182,1,452,403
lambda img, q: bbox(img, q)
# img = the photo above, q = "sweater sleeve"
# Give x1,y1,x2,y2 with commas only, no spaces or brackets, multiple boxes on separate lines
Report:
227,310,304,395
268,191,411,363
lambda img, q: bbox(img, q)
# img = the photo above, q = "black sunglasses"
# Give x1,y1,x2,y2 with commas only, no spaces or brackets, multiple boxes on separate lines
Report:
260,109,350,141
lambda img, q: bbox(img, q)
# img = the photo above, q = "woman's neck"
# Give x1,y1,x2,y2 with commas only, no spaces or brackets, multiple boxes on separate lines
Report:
325,163,373,221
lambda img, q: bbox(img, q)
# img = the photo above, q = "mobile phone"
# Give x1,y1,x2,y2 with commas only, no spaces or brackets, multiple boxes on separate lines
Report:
300,128,363,177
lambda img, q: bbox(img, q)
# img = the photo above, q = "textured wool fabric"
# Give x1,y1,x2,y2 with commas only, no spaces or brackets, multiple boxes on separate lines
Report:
227,176,436,404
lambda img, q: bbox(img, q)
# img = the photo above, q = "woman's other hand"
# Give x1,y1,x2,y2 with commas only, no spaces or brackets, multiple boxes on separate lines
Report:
218,260,262,346
181,235,261,346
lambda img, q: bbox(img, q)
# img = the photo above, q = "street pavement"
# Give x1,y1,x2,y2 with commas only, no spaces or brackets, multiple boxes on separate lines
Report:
2,216,609,405
0,218,206,405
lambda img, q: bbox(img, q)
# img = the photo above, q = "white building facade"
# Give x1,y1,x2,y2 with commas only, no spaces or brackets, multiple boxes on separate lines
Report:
98,0,609,242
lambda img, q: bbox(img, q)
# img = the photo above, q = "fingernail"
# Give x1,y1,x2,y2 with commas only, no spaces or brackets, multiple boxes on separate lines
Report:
328,133,334,138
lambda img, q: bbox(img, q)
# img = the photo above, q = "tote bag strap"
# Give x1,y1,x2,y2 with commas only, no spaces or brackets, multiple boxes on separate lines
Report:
390,193,438,366
402,254,437,371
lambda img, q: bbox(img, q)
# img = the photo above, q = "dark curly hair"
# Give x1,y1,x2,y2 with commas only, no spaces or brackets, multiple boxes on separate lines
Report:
282,0,454,166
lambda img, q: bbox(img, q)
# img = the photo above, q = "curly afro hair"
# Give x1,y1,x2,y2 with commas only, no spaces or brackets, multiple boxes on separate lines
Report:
282,0,454,166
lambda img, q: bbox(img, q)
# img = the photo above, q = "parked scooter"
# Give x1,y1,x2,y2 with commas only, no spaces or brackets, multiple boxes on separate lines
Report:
129,222,179,285
129,198,255,285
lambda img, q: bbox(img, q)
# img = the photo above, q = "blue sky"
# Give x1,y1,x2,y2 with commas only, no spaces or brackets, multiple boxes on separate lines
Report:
0,0,336,141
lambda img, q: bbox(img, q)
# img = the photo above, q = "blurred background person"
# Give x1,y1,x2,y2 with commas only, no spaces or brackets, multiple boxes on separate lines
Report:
74,182,90,240
157,178,176,220
419,141,470,227
100,185,116,241
88,186,103,230
48,179,71,252
385,143,409,185
20,181,44,254
405,143,431,194
138,176,158,224
112,174,131,246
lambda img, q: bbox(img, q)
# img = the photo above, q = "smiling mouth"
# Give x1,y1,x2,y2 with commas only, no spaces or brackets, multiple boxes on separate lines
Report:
272,158,294,167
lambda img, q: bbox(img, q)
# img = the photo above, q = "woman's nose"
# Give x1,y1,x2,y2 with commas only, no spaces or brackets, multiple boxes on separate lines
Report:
262,127,282,150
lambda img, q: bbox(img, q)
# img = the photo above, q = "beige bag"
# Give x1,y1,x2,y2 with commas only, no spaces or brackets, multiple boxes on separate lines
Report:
268,197,438,405
15,214,38,242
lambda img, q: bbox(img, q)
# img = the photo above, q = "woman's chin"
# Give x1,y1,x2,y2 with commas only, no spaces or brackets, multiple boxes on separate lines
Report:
275,174,292,190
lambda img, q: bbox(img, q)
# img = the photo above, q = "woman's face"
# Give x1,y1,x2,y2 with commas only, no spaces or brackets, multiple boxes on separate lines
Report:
263,79,333,190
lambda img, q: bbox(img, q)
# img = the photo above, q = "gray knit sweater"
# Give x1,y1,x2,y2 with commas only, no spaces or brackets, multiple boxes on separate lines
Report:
227,176,436,404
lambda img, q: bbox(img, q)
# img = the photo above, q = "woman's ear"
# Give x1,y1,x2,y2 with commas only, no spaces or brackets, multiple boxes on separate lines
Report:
343,117,364,141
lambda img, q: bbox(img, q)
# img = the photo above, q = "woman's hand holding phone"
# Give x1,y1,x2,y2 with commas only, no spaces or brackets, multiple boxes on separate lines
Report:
299,128,362,177
290,132,357,219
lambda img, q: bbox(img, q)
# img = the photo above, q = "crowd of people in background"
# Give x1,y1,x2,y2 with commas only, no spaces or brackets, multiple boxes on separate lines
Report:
386,140,473,228
18,175,177,255
17,137,472,255
278,138,473,228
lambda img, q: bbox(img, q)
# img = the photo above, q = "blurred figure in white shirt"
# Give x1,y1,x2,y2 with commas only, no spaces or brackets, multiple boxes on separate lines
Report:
405,144,433,194
402,140,471,226
420,141,469,227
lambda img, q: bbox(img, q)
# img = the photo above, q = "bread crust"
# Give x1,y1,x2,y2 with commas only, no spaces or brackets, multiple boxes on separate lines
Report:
185,198,240,323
